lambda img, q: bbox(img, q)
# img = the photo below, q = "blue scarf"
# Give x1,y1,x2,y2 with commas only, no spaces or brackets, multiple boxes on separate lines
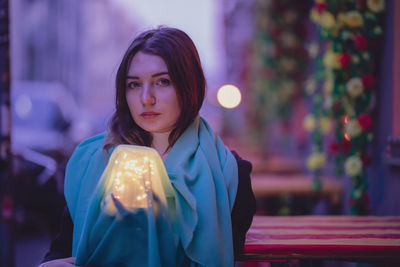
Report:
64,117,238,266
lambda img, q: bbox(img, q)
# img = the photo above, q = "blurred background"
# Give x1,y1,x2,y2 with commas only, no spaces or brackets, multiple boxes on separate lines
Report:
0,0,399,266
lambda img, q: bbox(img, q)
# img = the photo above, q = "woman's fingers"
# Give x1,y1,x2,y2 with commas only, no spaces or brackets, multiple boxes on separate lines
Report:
63,257,76,263
40,257,77,266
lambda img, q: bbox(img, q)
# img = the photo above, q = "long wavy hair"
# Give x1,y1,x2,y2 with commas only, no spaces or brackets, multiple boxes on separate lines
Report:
104,27,206,152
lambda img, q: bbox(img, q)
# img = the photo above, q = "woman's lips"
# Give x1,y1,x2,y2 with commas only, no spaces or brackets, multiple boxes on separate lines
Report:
140,112,160,119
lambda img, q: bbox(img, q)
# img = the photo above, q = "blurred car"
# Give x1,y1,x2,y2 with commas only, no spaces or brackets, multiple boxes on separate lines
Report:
10,80,94,235
11,80,93,153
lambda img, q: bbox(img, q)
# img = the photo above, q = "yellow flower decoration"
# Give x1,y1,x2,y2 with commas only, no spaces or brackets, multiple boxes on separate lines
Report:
362,52,370,60
345,156,363,176
319,117,332,133
367,0,385,13
310,8,320,23
323,51,334,68
323,51,341,69
346,77,364,97
345,119,363,137
332,53,342,69
337,12,347,27
307,152,327,171
374,26,383,35
303,114,317,132
345,11,364,28
352,55,360,64
323,79,333,94
320,12,336,29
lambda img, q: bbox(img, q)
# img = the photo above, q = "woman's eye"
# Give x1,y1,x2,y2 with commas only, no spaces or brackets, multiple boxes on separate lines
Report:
156,78,171,87
127,81,141,89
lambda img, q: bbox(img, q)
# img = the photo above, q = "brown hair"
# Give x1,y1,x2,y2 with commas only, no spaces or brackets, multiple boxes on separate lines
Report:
104,27,206,152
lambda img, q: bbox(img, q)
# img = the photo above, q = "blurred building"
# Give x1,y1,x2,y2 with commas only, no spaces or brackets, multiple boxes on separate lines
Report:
221,0,254,137
11,0,138,141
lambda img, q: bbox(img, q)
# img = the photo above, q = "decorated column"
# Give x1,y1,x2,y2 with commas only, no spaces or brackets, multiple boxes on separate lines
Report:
308,0,384,214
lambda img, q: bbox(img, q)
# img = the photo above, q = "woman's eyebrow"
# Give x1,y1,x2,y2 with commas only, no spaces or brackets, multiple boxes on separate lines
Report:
126,72,169,80
152,72,169,77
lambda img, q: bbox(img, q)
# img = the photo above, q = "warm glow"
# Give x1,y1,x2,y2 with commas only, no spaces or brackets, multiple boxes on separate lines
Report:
102,146,171,217
344,115,349,124
344,115,350,141
217,84,241,109
109,156,154,209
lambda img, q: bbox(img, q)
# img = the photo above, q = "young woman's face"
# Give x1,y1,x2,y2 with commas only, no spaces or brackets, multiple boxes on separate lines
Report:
125,52,181,134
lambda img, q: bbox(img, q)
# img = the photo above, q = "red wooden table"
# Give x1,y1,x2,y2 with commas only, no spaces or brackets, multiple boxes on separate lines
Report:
240,216,400,263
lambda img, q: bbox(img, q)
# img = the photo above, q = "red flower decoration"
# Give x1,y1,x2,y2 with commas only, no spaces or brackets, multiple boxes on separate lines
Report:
332,101,342,111
361,74,376,90
358,113,373,130
339,53,351,68
361,153,372,166
329,142,340,154
315,2,327,13
357,0,367,9
354,34,367,51
341,139,351,154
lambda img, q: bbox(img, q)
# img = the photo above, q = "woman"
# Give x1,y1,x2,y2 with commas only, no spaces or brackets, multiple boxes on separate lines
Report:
40,27,255,267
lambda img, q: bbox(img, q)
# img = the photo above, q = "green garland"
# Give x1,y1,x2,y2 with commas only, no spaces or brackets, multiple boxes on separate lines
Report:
250,0,309,147
308,0,384,215
303,47,332,191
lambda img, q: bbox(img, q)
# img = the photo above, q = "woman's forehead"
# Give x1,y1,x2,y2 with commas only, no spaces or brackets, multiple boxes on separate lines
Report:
127,52,168,77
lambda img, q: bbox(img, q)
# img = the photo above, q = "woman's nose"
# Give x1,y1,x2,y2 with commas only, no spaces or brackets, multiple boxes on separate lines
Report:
141,84,156,106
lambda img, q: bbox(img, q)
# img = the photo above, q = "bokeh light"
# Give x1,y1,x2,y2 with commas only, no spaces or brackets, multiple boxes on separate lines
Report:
217,84,241,109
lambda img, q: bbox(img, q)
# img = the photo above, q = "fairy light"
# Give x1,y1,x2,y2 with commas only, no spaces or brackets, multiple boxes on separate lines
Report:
344,115,349,124
108,152,158,210
343,115,350,141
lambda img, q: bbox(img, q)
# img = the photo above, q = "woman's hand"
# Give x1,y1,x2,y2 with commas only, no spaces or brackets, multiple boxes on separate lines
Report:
39,257,79,267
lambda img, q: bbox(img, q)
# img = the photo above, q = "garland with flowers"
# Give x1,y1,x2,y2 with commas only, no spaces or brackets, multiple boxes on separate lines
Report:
307,0,384,215
303,41,332,191
249,0,309,148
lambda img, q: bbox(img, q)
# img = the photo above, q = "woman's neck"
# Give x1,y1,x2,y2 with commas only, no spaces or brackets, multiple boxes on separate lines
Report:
151,132,171,161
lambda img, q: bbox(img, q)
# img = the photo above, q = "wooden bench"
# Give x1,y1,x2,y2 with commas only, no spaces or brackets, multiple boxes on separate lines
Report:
251,173,343,205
